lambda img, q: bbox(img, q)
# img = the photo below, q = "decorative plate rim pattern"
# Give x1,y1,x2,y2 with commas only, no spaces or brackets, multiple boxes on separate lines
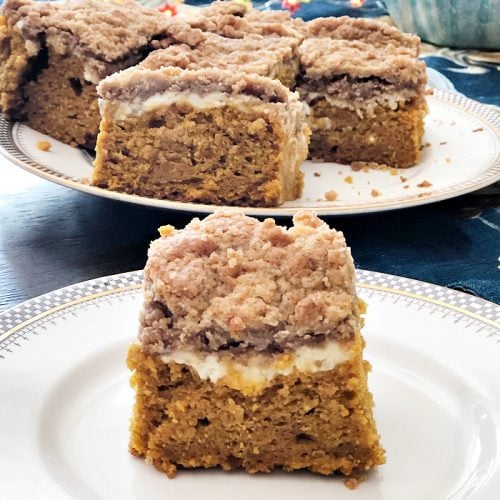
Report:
0,90,499,216
1,269,498,360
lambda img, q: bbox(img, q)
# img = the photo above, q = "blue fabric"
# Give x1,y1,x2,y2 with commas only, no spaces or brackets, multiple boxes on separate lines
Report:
423,56,500,106
257,0,387,20
327,203,500,304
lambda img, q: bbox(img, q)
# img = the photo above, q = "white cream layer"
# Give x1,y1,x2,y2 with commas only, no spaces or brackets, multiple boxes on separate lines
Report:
303,89,418,117
160,340,351,391
110,91,264,120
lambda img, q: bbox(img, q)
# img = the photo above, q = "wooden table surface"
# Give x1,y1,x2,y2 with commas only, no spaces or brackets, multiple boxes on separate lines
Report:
2,155,499,311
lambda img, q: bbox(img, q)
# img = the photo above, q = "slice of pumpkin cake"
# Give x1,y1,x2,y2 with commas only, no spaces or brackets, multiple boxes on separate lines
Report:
0,0,203,148
298,17,427,168
127,210,385,483
92,67,308,207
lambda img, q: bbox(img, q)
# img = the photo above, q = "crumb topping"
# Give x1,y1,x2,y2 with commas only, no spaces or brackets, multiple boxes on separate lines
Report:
140,33,297,76
140,211,359,353
298,38,426,87
98,66,294,104
3,0,203,62
305,16,420,53
189,0,304,39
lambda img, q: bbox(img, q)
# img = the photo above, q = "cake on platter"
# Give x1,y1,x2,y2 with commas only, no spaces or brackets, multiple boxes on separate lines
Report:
127,210,385,485
0,0,428,207
297,17,427,167
0,0,203,148
92,67,309,206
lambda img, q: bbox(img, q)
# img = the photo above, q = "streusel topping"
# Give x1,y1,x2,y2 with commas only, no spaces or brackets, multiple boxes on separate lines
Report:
140,211,360,353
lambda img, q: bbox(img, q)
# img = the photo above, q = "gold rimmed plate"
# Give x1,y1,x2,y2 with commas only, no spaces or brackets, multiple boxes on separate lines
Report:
1,270,500,499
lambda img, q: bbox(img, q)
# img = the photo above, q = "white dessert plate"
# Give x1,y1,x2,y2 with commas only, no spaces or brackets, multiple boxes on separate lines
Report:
0,89,498,216
1,270,499,499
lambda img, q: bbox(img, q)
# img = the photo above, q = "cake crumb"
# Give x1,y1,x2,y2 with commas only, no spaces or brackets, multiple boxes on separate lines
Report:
424,142,431,148
389,169,398,176
450,121,456,125
439,141,447,145
344,477,361,490
445,157,451,163
370,189,381,197
36,140,51,152
324,190,338,201
472,128,483,133
313,172,322,177
400,176,408,183
403,185,409,189
417,180,432,188
351,161,390,172
344,176,353,184
159,225,176,237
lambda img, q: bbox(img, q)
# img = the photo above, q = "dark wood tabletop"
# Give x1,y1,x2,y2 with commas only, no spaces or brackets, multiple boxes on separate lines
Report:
2,156,499,311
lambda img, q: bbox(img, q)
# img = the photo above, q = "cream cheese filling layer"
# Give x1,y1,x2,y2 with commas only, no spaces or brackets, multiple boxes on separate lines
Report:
160,340,352,394
108,91,266,120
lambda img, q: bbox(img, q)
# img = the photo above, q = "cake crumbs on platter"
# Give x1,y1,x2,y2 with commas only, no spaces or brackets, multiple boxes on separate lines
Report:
472,128,484,133
80,177,90,185
445,157,451,163
324,190,338,201
418,192,430,198
424,142,431,148
439,141,447,145
350,161,390,172
36,140,51,151
344,175,353,184
390,168,398,176
344,476,363,489
400,176,408,183
417,180,432,188
370,189,381,197
313,172,322,177
403,185,409,189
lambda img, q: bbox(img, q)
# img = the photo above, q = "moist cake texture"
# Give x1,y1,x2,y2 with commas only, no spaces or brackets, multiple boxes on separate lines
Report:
92,67,309,206
128,211,385,481
0,0,203,147
298,17,427,167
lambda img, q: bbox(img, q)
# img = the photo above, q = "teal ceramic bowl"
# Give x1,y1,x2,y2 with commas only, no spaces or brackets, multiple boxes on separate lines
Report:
384,0,500,49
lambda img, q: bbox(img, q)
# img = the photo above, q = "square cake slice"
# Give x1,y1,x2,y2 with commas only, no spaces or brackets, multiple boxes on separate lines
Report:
0,0,203,148
298,17,427,168
127,211,385,483
92,67,309,207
